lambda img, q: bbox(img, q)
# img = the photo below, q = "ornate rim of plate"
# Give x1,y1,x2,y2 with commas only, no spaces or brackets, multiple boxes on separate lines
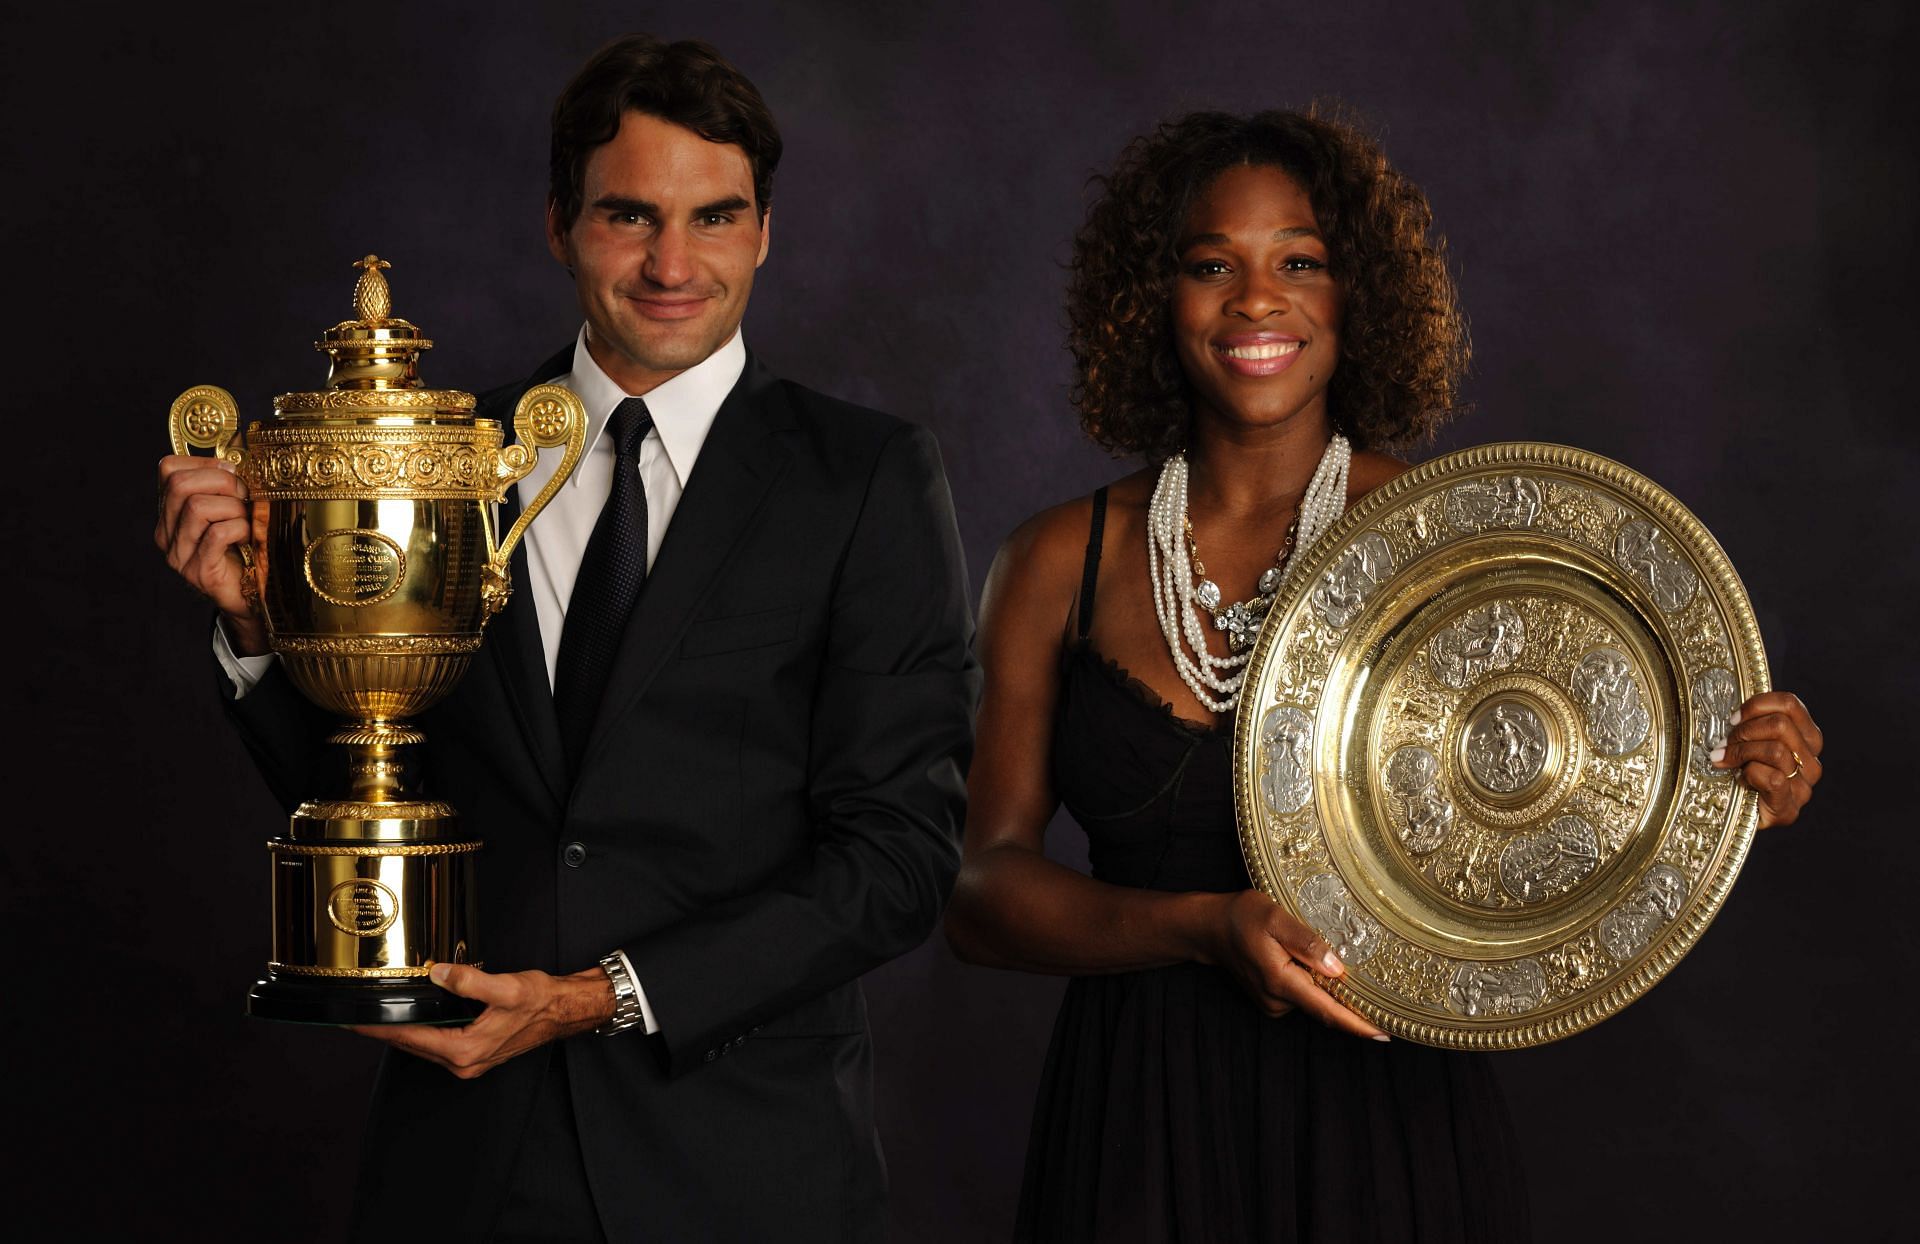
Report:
1232,442,1769,1049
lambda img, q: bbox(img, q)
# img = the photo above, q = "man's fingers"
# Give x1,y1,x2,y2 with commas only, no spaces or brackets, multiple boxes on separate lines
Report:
429,962,521,1007
170,494,251,608
159,468,248,553
157,452,237,480
352,1026,463,1074
188,514,250,577
351,1020,498,1079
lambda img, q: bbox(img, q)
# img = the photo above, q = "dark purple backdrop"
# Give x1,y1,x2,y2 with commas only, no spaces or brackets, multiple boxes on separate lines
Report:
6,1,1914,1238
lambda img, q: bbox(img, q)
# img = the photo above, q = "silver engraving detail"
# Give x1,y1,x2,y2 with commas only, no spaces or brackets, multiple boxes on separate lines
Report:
1427,600,1526,690
1444,475,1542,533
1311,531,1396,629
1465,701,1549,794
1498,814,1601,902
1297,873,1384,965
1400,788,1456,855
1447,958,1548,1017
1693,667,1740,775
1612,519,1700,613
1384,745,1441,795
1598,864,1689,960
1570,647,1651,755
1383,745,1453,854
1260,705,1315,814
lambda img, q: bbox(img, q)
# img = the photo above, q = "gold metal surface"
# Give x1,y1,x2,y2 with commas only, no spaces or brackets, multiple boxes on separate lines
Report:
1233,443,1768,1049
168,256,584,1009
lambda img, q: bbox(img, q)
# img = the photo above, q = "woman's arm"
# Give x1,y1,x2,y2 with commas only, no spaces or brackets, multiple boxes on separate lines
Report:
943,501,1385,1037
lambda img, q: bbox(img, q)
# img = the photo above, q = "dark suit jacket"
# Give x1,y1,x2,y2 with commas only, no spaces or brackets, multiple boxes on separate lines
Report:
223,347,978,1241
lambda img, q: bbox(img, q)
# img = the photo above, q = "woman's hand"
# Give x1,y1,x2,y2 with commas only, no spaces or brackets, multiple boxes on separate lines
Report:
1198,890,1387,1039
1713,691,1823,829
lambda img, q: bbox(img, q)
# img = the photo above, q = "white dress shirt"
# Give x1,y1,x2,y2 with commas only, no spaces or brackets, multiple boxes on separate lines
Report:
517,326,743,685
215,324,748,1036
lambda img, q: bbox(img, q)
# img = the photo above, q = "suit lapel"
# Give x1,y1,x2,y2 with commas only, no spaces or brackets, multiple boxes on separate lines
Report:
574,355,797,781
482,347,573,808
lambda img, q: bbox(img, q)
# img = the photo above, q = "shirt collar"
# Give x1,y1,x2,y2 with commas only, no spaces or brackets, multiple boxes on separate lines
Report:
565,325,747,488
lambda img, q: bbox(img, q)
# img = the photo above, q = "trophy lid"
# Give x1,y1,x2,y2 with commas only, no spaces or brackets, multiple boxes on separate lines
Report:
274,255,474,416
317,255,434,389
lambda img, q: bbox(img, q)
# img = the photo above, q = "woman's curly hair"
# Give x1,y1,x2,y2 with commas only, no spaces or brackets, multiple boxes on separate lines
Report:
1068,108,1468,459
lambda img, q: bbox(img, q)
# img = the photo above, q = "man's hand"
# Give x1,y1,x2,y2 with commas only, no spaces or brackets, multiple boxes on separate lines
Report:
154,453,268,655
351,963,618,1079
1713,691,1824,829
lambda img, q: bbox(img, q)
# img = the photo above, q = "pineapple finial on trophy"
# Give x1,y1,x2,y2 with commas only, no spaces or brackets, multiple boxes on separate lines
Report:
316,254,430,390
352,254,394,323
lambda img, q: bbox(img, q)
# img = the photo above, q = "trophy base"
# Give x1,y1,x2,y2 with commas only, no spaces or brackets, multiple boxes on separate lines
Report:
247,975,484,1026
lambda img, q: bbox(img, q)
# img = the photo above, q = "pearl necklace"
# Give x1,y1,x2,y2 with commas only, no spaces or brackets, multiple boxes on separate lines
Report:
1147,434,1351,713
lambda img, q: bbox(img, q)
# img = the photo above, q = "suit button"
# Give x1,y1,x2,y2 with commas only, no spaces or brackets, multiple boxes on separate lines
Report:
562,842,587,868
704,1049,718,1063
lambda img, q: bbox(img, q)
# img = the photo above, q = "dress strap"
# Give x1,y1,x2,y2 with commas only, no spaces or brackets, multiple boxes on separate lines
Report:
1077,487,1109,640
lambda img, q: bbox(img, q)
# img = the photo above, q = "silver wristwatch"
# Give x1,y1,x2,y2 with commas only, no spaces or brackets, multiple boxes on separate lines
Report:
597,949,644,1035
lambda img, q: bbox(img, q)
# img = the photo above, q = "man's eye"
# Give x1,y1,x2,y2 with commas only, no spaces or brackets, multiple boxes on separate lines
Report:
701,213,733,226
615,213,646,226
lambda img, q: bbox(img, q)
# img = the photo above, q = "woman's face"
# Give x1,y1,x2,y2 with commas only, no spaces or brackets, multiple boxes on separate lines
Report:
1171,163,1342,435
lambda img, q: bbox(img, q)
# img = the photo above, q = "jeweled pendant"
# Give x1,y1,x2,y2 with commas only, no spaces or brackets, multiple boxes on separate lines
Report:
1257,566,1283,595
1219,601,1251,646
1196,579,1222,610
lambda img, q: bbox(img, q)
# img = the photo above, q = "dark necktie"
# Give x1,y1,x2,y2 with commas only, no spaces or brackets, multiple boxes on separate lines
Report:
554,396,653,776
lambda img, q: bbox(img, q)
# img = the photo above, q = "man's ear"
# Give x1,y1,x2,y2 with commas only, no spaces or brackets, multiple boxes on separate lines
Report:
756,207,772,269
545,198,572,269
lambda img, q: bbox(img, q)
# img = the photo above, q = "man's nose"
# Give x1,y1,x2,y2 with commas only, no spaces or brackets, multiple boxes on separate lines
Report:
644,224,694,287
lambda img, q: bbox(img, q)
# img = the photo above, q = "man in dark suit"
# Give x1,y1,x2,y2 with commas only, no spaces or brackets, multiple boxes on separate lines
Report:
155,35,976,1242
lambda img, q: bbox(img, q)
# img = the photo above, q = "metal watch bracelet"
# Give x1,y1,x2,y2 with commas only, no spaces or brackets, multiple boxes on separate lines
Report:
597,949,644,1035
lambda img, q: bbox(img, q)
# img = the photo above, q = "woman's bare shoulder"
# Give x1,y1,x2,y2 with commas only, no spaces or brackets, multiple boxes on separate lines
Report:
986,470,1154,628
1350,449,1414,501
995,469,1154,576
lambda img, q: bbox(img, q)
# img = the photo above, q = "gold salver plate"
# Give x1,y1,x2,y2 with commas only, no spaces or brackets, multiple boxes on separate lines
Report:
1233,442,1768,1049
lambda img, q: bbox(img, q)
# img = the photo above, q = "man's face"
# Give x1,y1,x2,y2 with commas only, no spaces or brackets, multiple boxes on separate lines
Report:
547,111,771,394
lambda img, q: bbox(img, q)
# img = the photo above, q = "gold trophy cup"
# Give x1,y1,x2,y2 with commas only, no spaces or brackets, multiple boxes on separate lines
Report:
169,256,584,1024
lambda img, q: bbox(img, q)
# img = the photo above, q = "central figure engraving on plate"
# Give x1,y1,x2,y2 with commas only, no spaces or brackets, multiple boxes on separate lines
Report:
1463,699,1550,794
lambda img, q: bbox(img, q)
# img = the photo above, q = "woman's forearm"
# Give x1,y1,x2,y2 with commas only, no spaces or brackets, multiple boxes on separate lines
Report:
945,842,1230,975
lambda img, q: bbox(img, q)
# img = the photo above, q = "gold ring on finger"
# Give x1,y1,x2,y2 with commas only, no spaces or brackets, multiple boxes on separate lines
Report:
1785,750,1804,782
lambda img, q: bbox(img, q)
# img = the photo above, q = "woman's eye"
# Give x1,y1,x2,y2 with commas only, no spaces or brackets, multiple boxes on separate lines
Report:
1283,256,1327,272
1187,259,1230,277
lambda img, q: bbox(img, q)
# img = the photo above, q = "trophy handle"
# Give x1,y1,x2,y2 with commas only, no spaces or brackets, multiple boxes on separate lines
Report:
167,385,244,463
482,384,587,619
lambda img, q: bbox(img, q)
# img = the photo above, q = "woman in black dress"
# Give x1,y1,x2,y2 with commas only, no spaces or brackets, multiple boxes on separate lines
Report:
944,110,1824,1243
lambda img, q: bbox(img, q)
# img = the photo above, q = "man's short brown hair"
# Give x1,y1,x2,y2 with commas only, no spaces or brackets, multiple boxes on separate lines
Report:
550,35,783,226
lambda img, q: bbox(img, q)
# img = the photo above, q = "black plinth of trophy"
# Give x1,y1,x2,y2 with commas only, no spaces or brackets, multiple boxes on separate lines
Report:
247,975,483,1026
